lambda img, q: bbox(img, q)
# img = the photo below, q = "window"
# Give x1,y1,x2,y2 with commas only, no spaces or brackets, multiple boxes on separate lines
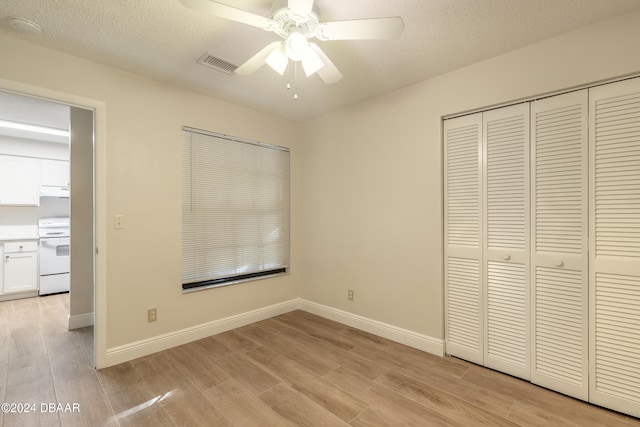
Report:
181,127,290,291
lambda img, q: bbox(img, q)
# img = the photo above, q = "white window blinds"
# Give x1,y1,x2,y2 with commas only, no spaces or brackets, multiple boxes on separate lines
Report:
181,127,290,291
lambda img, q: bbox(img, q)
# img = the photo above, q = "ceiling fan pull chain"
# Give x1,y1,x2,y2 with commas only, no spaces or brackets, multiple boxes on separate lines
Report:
294,61,299,100
280,44,301,100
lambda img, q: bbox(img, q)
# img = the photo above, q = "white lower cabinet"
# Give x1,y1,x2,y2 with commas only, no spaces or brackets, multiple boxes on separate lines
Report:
2,240,39,294
445,77,640,418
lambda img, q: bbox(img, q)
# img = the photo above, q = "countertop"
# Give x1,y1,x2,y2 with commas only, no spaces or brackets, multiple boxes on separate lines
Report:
0,225,39,241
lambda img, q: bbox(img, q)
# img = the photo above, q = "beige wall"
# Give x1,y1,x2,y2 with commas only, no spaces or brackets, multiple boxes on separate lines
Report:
0,34,301,366
299,8,640,339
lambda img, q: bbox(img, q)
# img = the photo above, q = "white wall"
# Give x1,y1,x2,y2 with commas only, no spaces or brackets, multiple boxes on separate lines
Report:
299,9,640,341
0,135,69,160
0,197,69,226
0,33,301,367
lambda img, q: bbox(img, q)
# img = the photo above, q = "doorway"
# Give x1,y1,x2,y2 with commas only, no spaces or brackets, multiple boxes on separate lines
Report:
0,90,95,365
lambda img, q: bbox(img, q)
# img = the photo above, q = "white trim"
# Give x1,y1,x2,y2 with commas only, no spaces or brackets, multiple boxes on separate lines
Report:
0,290,39,302
299,300,444,357
68,312,94,330
103,298,444,367
104,299,302,367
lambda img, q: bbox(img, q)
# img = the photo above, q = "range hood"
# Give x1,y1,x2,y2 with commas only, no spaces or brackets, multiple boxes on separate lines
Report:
40,186,70,198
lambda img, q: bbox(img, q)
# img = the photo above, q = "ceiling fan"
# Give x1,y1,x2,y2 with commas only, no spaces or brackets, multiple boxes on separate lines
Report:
180,0,405,84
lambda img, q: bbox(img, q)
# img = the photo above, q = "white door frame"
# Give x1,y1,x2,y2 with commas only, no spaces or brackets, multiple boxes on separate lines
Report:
0,77,107,368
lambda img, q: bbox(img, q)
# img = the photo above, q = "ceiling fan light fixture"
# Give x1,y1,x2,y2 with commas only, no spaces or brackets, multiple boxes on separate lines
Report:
265,44,288,75
284,31,308,61
301,48,324,76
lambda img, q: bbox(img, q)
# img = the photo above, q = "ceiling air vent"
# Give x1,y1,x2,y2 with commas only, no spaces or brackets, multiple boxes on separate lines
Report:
197,52,238,74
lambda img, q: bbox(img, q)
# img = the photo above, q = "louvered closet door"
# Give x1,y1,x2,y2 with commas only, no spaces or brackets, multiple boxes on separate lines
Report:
444,113,484,364
589,78,640,418
531,90,588,400
483,103,530,380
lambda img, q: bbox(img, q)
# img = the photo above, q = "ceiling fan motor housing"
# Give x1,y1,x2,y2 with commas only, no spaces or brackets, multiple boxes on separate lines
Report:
270,0,320,40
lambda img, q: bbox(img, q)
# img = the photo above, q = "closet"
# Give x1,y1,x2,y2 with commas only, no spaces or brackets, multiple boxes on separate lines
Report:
444,77,640,418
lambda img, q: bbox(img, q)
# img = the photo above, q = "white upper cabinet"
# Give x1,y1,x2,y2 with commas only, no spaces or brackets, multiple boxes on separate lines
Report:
41,159,70,188
0,155,41,206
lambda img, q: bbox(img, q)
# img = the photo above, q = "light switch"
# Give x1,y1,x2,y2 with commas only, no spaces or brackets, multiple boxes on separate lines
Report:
114,214,125,229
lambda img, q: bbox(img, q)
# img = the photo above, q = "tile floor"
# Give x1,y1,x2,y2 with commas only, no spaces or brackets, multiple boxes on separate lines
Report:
1,293,639,426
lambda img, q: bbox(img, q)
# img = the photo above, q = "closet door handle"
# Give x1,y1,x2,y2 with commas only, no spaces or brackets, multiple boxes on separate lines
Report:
502,254,511,261
554,259,564,267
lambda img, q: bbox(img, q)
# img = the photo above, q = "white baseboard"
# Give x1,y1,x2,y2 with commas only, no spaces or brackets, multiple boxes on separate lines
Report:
68,312,94,330
102,298,443,368
104,299,302,367
299,300,444,357
0,290,38,302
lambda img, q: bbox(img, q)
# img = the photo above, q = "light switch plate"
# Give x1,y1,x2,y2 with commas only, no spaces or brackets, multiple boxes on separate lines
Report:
114,214,125,229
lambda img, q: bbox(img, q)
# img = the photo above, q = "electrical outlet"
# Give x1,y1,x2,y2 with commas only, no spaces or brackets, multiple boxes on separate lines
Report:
348,289,354,301
147,308,157,322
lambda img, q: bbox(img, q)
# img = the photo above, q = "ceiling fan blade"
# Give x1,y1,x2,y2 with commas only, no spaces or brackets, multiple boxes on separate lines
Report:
288,0,315,16
180,0,273,29
309,43,342,84
316,17,404,40
235,42,282,75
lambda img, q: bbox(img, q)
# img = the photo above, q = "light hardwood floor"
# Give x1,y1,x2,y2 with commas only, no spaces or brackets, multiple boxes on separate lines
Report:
1,293,639,426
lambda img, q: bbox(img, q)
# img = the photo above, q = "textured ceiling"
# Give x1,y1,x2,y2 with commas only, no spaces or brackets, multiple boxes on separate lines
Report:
0,91,69,130
0,91,70,144
1,0,639,121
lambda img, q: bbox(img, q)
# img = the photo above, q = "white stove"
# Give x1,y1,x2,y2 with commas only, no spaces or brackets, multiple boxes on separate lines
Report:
38,217,70,295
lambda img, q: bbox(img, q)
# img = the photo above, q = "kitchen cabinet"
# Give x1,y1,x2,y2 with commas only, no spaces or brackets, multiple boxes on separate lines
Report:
42,159,70,187
0,155,41,206
2,240,39,294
